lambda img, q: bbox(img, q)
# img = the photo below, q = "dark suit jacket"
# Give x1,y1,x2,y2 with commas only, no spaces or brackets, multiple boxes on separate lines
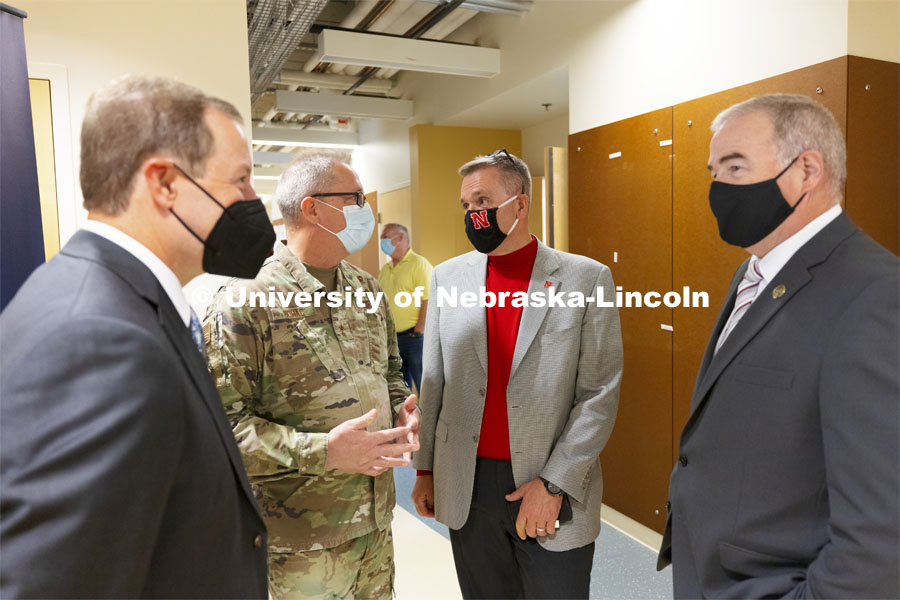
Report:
659,213,899,599
0,230,268,598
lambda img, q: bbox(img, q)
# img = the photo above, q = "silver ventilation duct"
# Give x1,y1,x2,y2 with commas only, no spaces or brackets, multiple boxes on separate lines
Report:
247,0,330,103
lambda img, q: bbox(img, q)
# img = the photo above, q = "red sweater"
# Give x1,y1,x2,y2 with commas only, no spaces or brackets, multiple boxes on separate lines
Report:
476,236,538,459
419,237,537,476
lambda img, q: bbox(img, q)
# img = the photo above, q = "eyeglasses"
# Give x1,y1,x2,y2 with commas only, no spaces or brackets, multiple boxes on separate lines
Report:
311,191,366,208
490,148,515,165
489,148,525,194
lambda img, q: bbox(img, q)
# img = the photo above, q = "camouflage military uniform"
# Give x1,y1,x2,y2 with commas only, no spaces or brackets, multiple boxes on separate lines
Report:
203,242,410,599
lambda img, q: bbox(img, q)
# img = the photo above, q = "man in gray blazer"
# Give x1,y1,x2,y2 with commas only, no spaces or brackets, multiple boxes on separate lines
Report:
412,149,623,599
0,76,274,597
659,94,899,598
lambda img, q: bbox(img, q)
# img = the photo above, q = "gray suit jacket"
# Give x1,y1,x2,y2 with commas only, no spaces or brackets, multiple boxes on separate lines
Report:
413,240,623,551
0,231,268,598
659,213,900,599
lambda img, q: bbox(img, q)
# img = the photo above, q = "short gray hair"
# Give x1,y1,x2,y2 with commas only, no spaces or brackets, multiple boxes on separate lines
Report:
80,74,243,216
383,223,409,242
458,150,532,201
275,150,352,226
712,94,846,200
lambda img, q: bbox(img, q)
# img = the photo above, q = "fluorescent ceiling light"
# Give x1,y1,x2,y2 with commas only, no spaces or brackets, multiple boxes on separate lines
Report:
315,28,500,78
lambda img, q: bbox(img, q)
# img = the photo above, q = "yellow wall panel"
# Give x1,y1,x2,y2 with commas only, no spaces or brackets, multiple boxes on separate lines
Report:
410,125,522,266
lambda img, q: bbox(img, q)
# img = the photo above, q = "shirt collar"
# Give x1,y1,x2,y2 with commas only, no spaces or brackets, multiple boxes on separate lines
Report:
754,204,843,285
82,220,191,326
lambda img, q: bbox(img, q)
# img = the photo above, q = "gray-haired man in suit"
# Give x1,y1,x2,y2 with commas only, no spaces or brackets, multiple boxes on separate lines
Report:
0,75,274,597
412,149,624,599
659,94,899,598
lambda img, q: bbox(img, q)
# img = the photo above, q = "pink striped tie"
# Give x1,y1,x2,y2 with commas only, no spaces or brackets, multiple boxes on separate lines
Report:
715,258,764,354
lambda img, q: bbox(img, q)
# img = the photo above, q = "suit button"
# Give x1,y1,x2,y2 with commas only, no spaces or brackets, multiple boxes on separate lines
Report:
679,455,688,467
479,388,486,395
253,534,263,548
472,435,478,443
666,501,671,512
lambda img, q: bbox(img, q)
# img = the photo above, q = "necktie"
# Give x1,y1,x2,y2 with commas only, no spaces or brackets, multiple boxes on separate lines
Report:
190,309,207,360
715,258,763,354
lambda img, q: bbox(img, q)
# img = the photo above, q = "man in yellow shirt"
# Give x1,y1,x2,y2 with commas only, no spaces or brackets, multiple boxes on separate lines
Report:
378,223,433,392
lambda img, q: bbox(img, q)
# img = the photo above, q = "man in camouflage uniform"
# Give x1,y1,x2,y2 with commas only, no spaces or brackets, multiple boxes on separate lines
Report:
204,152,419,599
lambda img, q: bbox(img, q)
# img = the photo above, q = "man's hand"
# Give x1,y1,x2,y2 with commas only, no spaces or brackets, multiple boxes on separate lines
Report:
394,394,420,460
325,409,417,476
412,474,436,518
505,478,563,539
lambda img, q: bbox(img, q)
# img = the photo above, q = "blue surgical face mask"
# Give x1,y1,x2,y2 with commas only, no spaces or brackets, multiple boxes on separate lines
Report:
317,200,375,254
380,237,396,256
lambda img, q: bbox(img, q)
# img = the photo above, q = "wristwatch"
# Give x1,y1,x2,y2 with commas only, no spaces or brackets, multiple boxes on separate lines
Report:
539,477,564,496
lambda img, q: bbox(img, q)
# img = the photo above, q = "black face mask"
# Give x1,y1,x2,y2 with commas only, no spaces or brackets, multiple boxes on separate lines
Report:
170,164,275,278
708,157,805,248
464,194,519,254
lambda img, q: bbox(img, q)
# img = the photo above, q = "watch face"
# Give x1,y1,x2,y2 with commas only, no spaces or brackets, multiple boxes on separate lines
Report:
542,478,563,495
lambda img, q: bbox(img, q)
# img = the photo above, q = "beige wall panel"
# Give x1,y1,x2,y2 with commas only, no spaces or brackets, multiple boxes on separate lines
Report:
29,78,60,260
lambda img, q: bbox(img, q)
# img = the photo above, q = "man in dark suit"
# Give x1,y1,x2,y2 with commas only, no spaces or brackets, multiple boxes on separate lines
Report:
0,75,275,598
659,94,899,598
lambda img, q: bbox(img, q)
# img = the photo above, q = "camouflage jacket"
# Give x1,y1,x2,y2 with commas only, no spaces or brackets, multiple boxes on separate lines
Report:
203,242,410,552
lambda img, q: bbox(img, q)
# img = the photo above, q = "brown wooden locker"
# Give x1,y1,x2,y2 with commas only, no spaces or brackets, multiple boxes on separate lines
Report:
569,107,674,533
671,57,849,460
846,56,900,256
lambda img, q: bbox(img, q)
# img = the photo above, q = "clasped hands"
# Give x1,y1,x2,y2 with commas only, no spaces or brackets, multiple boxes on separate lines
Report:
413,475,563,539
325,394,420,476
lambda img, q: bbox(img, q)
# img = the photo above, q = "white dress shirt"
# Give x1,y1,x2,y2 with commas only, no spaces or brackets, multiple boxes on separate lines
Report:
749,204,843,302
81,220,191,326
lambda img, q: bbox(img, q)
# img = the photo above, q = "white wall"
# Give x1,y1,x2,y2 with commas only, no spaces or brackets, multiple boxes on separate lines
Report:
395,0,865,134
353,118,412,194
569,0,850,132
18,0,253,313
19,0,252,238
399,1,627,128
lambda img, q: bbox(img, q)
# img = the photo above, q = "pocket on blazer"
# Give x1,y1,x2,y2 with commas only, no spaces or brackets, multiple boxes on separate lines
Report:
435,419,449,442
718,541,806,579
732,364,794,390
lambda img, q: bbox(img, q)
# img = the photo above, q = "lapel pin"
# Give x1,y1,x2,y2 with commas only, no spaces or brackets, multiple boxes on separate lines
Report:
544,280,552,287
772,284,786,299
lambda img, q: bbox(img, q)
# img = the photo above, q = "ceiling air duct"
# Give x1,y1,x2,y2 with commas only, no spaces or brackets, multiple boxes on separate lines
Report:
247,0,329,103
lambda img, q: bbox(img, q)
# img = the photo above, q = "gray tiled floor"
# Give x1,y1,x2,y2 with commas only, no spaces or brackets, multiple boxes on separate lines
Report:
394,467,672,599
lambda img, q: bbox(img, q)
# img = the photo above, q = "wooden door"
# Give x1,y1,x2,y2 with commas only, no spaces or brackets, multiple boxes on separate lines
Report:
569,107,674,533
846,56,899,255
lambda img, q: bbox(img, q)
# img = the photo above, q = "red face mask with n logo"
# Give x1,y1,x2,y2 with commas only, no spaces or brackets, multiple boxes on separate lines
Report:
463,194,519,254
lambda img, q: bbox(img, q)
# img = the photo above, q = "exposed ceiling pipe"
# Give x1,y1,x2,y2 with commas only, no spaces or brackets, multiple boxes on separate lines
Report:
355,0,396,31
331,0,415,76
342,0,466,96
278,70,396,95
316,0,397,75
420,0,531,15
301,0,377,72
376,7,478,78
